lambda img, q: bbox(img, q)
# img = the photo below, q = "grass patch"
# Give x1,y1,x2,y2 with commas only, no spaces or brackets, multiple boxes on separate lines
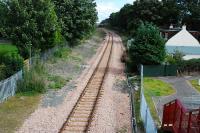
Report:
130,76,145,132
47,75,71,90
0,93,41,133
144,77,175,124
53,47,71,59
189,80,200,92
0,43,18,55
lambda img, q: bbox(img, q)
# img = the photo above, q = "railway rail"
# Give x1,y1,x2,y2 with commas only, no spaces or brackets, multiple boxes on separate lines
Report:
59,33,113,133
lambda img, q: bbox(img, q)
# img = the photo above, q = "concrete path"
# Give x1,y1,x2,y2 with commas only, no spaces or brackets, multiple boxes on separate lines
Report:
153,76,200,121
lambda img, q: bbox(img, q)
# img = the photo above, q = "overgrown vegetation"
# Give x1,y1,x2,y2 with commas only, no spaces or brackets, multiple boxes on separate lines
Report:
165,51,200,74
130,76,145,132
47,75,71,90
17,61,46,94
0,44,23,80
143,77,175,124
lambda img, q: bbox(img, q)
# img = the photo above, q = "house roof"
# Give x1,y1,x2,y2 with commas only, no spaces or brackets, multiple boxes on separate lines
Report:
166,25,200,47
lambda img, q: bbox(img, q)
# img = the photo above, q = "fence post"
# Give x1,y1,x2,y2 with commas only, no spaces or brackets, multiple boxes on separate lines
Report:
187,112,192,133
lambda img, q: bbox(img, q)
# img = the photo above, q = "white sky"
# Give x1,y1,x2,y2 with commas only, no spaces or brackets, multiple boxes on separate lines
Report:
95,0,134,22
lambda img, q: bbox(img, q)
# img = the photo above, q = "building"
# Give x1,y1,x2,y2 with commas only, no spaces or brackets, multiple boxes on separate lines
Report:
165,25,200,60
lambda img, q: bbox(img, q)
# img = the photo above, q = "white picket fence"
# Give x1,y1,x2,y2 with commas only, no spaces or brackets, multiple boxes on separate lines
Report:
0,70,22,102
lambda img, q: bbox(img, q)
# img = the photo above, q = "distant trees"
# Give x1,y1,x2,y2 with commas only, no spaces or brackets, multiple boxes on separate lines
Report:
128,23,166,65
0,0,97,57
106,0,200,32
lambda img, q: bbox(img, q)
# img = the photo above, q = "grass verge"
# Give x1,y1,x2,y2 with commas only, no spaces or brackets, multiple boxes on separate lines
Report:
0,43,17,55
189,80,200,92
0,93,41,133
144,77,175,124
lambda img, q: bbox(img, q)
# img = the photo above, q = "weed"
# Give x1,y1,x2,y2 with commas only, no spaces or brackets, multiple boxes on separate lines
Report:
47,75,71,90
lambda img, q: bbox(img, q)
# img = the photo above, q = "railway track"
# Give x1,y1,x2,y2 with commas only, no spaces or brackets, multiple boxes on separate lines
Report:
59,33,113,133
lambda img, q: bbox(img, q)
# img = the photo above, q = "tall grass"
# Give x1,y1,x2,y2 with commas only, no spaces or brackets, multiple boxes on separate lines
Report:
17,62,46,94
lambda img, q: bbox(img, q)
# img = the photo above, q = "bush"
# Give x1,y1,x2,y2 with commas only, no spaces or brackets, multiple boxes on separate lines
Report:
17,63,46,93
0,52,23,77
128,23,166,66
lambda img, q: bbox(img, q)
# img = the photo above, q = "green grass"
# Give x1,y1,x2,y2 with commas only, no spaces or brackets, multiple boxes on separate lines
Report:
0,93,41,133
47,75,71,90
144,77,175,124
189,80,200,92
0,43,18,55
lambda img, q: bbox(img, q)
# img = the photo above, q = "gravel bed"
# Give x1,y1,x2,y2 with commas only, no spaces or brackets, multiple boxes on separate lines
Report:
88,33,131,133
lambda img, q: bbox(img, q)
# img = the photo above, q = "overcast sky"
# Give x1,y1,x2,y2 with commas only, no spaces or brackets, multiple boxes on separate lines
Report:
95,0,134,22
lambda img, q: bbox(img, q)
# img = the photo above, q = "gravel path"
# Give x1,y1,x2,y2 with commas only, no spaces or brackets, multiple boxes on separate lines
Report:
153,76,200,121
16,32,109,133
88,33,131,133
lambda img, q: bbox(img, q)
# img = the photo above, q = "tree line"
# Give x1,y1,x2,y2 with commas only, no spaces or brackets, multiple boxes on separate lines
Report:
103,0,200,34
0,0,97,58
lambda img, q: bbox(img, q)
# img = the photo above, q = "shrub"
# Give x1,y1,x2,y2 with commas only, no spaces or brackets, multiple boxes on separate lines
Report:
128,23,166,66
0,52,23,77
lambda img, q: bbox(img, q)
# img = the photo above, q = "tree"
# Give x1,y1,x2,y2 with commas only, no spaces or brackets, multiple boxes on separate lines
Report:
128,23,166,65
53,0,97,46
0,0,61,57
159,0,181,28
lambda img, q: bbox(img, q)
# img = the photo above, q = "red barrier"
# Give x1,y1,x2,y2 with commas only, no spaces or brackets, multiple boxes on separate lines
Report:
162,99,200,133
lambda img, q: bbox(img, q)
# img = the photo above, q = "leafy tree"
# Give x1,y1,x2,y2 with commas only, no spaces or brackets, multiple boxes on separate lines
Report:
53,0,97,46
128,23,166,65
131,0,162,26
0,0,61,57
160,0,181,28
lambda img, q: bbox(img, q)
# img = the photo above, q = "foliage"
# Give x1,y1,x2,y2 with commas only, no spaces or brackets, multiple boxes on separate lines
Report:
48,75,70,90
178,58,200,73
105,0,200,32
0,64,6,80
128,23,166,65
53,0,98,46
53,47,71,58
0,52,23,78
165,50,184,64
17,63,46,93
0,43,18,56
0,0,62,58
0,0,98,57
